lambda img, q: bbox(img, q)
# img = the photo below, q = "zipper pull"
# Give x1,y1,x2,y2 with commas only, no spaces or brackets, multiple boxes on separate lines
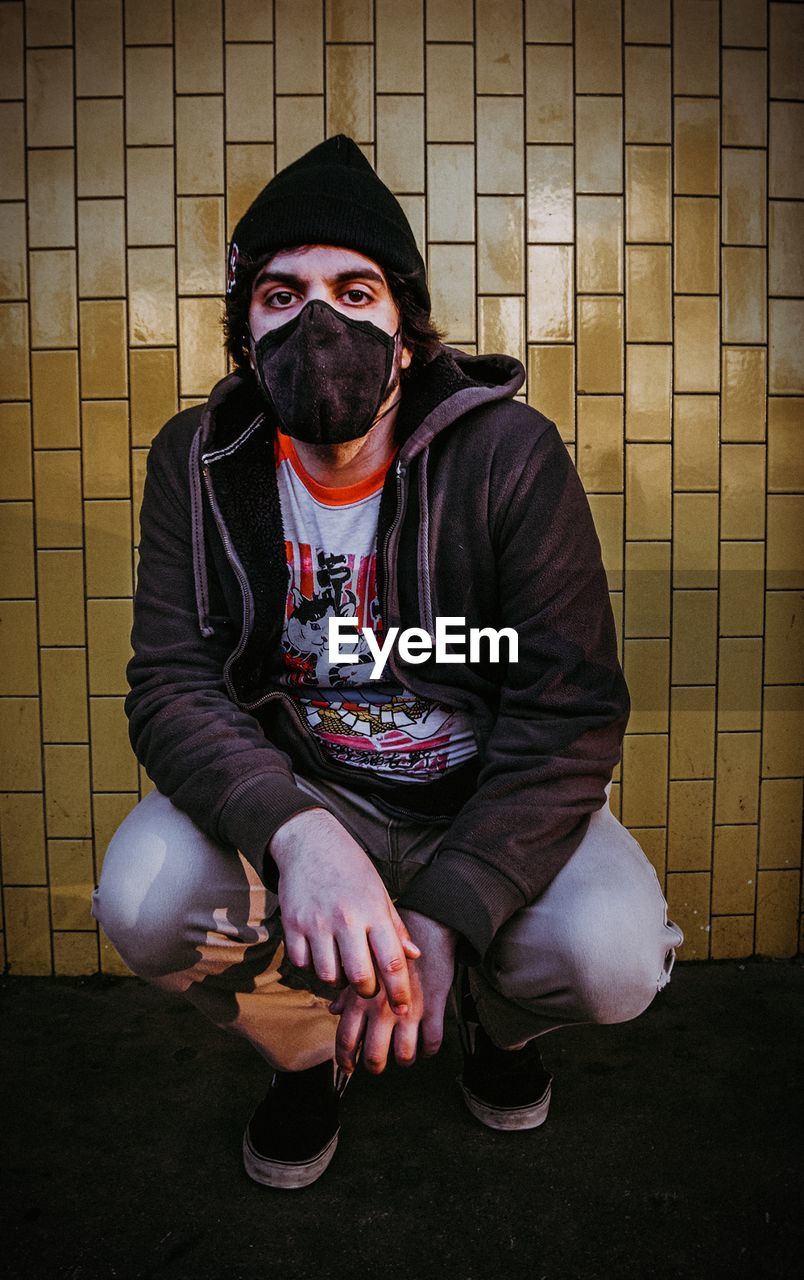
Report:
396,459,406,478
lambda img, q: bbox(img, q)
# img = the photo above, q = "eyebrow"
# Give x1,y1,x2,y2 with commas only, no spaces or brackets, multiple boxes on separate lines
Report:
252,266,386,291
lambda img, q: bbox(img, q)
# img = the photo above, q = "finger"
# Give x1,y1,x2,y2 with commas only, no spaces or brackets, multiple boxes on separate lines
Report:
391,910,422,959
308,933,341,987
335,1001,366,1073
283,929,312,972
362,1009,396,1075
402,938,422,959
420,1005,446,1057
335,929,381,1000
328,987,349,1016
367,924,412,1013
392,1016,419,1069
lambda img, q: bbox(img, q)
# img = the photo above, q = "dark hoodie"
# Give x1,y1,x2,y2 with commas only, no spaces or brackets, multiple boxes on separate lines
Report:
126,346,630,959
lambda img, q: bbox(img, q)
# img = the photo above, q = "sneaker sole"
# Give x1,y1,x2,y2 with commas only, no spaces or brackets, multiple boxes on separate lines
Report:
458,1077,552,1131
242,1127,340,1190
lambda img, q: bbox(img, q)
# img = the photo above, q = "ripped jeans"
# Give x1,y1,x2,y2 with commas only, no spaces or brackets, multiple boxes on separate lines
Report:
92,777,684,1072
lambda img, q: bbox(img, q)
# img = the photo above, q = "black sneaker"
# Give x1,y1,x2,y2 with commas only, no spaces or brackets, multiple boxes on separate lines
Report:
455,965,553,1131
242,1060,351,1189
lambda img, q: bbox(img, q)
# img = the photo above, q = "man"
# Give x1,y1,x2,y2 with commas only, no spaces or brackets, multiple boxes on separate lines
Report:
93,136,683,1190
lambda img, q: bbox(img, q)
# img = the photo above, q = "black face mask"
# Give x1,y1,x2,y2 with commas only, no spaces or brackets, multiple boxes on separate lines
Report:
251,299,400,445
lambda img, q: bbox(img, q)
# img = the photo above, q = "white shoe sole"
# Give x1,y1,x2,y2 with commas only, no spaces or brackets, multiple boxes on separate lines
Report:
242,1127,340,1190
459,1077,552,1131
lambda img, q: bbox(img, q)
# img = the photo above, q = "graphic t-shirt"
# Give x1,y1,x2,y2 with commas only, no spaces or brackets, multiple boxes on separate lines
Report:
271,428,478,782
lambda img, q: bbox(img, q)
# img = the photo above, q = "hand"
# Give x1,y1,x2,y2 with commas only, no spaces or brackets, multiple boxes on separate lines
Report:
328,909,458,1073
269,807,420,1012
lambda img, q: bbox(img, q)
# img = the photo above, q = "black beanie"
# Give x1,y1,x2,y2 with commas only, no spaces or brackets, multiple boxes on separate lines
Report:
227,134,430,312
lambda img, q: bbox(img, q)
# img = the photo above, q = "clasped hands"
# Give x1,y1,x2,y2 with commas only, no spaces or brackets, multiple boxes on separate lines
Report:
269,806,458,1075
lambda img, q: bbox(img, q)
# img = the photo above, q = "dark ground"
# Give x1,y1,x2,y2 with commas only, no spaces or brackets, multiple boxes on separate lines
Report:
1,961,801,1280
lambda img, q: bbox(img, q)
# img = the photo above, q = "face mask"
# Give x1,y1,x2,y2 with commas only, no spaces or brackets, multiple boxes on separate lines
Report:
250,299,400,445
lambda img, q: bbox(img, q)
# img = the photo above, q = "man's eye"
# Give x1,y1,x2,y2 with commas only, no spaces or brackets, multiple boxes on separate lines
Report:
268,290,295,306
344,288,370,303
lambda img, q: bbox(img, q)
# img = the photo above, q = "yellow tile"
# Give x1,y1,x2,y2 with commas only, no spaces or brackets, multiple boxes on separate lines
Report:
527,345,574,436
428,244,476,344
527,245,573,341
621,733,668,826
722,0,766,46
710,915,754,960
629,826,666,885
718,637,763,733
624,638,669,733
29,250,77,349
0,403,32,500
130,349,178,447
44,743,92,837
722,150,766,247
576,97,623,193
0,103,25,200
53,932,99,976
398,192,425,254
0,304,28,400
77,200,126,298
26,0,73,45
26,48,73,147
377,0,423,93
624,47,670,145
80,301,127,401
84,499,133,597
77,99,124,198
427,145,474,241
125,0,173,43
0,502,34,599
226,144,274,231
126,148,175,246
28,149,75,249
673,0,719,95
177,197,225,296
176,97,224,197
626,444,671,539
527,145,573,243
90,696,139,791
720,444,766,541
667,779,713,871
624,540,670,637
0,202,26,299
576,396,623,496
31,350,80,448
575,0,621,93
328,0,372,41
0,600,38,695
92,791,139,873
665,871,710,959
175,0,222,93
674,296,719,392
759,778,803,870
610,590,624,661
770,2,804,97
769,103,804,200
274,96,324,171
723,50,767,149
626,246,671,342
577,296,623,394
769,299,804,394
674,99,719,196
672,590,717,684
673,198,719,296
765,591,803,686
670,684,715,779
715,732,760,824
40,648,89,743
625,345,671,443
0,4,23,97
327,44,373,142
477,97,524,195
587,495,623,589
3,887,51,975
376,97,423,195
178,297,227,397
99,926,134,975
479,297,524,367
128,249,177,346
762,683,804,777
576,197,622,294
49,838,95,928
0,792,46,884
624,0,669,43
477,197,524,294
125,46,174,146
87,598,133,695
720,541,764,637
768,398,804,493
139,763,155,796
673,493,719,589
721,347,766,442
75,0,123,96
0,700,42,794
673,396,718,490
476,0,522,94
712,825,757,914
131,449,148,538
82,402,129,499
769,202,804,301
525,45,572,144
37,550,85,645
722,247,766,346
426,45,474,142
755,870,800,957
224,44,274,144
34,450,82,549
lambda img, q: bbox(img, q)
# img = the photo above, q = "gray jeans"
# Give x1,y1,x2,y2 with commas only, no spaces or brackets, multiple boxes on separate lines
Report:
92,775,683,1071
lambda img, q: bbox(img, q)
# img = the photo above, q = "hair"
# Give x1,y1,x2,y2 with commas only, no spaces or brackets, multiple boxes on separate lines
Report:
222,247,445,379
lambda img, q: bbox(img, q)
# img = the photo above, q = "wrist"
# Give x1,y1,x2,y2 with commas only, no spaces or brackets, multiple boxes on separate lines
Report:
268,805,332,869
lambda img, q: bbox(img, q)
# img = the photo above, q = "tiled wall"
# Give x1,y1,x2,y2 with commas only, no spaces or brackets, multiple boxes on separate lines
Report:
0,0,801,974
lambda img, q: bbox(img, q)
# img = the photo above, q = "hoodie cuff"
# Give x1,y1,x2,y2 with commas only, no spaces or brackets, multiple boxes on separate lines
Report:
395,850,527,961
216,770,326,884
